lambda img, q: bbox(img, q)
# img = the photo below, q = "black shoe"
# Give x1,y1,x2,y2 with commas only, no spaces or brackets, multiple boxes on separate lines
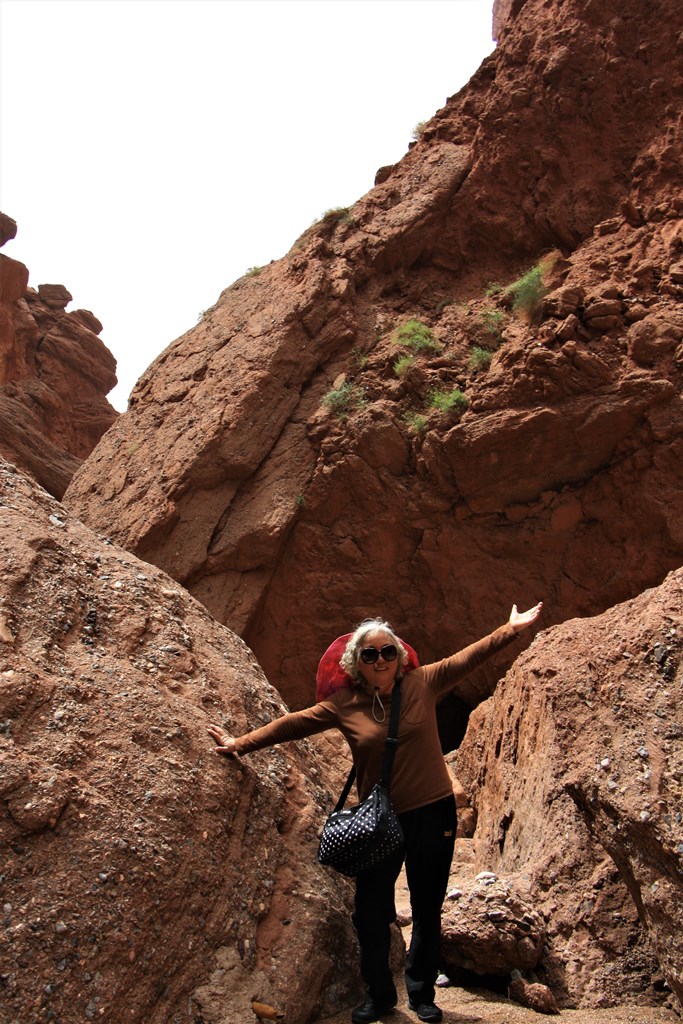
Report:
408,1001,442,1023
351,995,397,1023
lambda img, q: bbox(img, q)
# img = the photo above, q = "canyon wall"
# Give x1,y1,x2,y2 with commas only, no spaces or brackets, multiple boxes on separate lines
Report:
65,0,683,718
14,0,680,1011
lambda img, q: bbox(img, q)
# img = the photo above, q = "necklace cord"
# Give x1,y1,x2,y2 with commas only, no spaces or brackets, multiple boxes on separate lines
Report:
372,688,386,723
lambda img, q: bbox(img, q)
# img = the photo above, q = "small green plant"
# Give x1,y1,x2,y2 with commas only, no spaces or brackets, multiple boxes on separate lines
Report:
295,492,305,509
468,346,494,371
322,381,365,419
485,281,503,297
412,120,427,141
404,411,428,434
352,347,369,371
246,266,262,277
393,354,415,377
504,252,558,320
479,306,506,340
322,206,353,226
428,388,468,415
394,319,442,354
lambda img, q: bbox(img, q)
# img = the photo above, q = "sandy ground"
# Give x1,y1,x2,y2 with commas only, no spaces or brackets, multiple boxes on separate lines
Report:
320,987,679,1024
319,867,679,1024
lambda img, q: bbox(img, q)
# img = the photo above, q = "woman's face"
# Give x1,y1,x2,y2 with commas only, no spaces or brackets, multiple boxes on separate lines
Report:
356,631,400,695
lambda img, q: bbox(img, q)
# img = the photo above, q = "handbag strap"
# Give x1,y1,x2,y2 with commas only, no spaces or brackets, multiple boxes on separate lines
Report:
333,679,402,812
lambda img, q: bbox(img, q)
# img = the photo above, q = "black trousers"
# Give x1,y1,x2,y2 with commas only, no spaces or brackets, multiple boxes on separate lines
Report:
352,795,457,1006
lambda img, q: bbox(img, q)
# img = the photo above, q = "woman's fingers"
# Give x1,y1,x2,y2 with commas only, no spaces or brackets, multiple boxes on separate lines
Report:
510,601,543,631
207,724,240,757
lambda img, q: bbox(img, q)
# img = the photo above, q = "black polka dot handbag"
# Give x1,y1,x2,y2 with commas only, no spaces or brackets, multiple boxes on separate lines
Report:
317,680,404,876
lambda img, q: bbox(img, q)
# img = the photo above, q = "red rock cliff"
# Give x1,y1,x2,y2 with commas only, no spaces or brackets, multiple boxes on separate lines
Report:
65,0,683,720
492,0,515,42
7,0,683,1010
0,214,118,499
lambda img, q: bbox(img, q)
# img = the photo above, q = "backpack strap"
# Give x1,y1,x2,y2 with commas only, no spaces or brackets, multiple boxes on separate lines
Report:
378,678,402,786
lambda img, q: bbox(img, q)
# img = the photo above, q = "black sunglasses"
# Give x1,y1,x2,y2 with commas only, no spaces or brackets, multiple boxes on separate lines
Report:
360,644,398,665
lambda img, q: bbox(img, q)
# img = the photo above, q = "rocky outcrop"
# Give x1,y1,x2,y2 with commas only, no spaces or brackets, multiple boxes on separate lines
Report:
0,212,18,248
3,458,680,1021
0,460,358,1024
3,0,683,1013
456,568,683,1010
64,0,683,721
0,216,118,499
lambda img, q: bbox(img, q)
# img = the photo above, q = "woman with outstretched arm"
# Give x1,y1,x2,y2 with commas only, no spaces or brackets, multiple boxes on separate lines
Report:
209,602,542,1024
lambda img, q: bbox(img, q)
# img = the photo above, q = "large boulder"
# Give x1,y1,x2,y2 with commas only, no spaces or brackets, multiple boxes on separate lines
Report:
0,460,358,1024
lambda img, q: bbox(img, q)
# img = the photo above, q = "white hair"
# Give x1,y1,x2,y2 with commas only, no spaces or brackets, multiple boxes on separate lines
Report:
339,617,409,682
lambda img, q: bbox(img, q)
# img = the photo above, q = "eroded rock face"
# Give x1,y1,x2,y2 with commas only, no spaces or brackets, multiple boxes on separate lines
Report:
456,568,683,1010
56,2,683,1004
4,2,683,1012
0,216,118,499
0,461,358,1024
64,0,683,725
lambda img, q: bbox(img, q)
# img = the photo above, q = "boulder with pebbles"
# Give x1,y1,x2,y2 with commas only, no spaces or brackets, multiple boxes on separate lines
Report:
441,874,546,977
456,569,683,1010
0,460,359,1024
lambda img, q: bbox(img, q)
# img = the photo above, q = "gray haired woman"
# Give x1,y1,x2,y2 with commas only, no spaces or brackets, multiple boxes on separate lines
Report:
209,602,542,1024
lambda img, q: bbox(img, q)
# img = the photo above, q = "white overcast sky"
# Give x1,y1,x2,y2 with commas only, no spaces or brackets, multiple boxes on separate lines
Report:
1,0,495,411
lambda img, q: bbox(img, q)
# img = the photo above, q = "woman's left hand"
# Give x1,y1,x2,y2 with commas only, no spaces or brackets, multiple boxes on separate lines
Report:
509,601,543,633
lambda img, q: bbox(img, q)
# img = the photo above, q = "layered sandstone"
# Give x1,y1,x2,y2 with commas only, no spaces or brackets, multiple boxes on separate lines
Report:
0,216,118,499
0,460,358,1024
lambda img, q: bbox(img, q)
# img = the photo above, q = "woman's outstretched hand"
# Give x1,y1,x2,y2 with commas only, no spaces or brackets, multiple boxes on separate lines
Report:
207,723,241,759
509,601,543,633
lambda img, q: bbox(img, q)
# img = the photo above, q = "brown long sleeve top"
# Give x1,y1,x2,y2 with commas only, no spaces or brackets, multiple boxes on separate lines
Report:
233,623,518,814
